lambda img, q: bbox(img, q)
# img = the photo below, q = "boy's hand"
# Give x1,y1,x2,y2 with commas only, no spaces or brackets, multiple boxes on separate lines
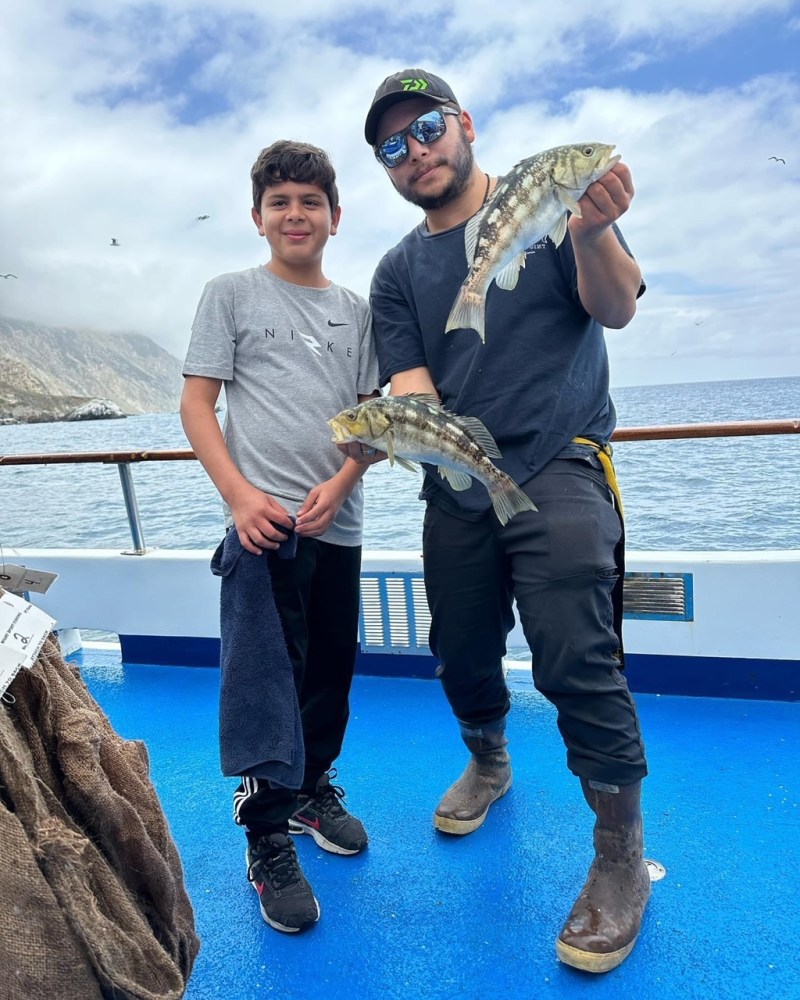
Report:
229,483,294,554
295,480,349,537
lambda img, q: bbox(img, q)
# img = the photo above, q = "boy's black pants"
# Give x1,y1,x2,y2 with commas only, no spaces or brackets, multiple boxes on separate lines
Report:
234,538,361,838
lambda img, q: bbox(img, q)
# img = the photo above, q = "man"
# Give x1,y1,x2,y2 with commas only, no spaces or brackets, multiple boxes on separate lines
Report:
357,68,650,972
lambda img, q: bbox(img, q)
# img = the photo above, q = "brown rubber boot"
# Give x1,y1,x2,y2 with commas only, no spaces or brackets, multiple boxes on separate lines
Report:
556,778,651,973
433,722,512,835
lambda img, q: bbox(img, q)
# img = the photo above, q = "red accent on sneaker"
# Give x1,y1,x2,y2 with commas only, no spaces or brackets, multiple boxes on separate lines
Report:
297,815,321,831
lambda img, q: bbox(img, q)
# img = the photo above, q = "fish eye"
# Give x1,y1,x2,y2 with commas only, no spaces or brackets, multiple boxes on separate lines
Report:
345,410,357,420
582,146,594,156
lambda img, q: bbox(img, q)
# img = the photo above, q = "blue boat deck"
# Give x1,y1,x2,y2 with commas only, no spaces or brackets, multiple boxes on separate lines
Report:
79,650,800,1000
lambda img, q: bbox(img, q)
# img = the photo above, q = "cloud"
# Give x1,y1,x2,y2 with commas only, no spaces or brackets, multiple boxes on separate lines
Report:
1,0,798,386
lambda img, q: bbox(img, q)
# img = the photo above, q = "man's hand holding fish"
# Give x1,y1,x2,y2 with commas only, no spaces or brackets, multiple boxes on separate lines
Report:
568,159,641,330
569,159,635,237
336,440,388,465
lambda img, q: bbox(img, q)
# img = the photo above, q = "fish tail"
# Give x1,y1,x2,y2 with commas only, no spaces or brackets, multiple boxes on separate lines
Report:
489,478,538,526
445,287,486,342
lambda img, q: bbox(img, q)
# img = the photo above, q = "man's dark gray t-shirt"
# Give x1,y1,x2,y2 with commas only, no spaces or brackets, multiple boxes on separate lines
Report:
370,218,642,518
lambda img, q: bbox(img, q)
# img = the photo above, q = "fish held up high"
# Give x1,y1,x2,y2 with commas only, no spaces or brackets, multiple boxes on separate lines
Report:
445,142,621,343
328,394,537,526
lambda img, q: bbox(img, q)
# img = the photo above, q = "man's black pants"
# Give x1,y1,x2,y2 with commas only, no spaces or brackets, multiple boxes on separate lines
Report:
423,457,647,786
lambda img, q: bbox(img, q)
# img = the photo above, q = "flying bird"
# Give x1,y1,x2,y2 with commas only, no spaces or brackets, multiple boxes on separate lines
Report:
110,238,120,246
768,156,786,164
195,215,210,221
0,273,17,278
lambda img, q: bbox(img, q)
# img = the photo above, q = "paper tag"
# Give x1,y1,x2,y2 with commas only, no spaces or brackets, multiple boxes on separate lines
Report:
0,563,59,594
0,591,57,699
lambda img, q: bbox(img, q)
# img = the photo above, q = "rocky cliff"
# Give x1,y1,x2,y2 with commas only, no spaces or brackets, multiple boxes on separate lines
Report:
0,316,184,423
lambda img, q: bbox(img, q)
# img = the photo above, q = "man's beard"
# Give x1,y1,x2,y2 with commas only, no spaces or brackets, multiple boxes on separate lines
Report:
395,129,474,211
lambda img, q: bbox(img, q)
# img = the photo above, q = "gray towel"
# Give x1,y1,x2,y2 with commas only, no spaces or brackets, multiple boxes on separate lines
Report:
210,529,304,788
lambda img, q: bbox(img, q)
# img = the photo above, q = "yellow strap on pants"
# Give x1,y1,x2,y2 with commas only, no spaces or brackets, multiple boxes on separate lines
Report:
571,437,624,519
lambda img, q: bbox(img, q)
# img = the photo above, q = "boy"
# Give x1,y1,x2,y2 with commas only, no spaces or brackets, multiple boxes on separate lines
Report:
180,140,380,934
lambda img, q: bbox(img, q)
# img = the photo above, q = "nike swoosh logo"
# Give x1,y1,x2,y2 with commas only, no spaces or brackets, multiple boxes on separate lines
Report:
327,320,348,327
298,816,321,830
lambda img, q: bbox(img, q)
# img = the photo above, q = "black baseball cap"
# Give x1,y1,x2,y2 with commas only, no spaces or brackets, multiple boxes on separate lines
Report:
364,68,460,145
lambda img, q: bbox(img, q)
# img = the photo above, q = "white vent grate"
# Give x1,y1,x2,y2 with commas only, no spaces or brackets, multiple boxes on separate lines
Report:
623,573,691,619
360,570,692,652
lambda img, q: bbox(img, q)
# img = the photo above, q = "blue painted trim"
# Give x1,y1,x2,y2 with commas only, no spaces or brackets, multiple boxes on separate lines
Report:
355,649,438,679
116,634,799,700
624,652,799,702
119,634,220,667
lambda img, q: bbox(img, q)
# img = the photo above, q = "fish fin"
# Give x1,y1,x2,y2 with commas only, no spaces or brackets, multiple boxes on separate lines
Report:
439,467,473,492
384,432,419,473
403,392,442,410
489,476,538,526
445,287,486,342
385,431,396,466
452,416,502,458
494,252,526,291
464,207,488,266
556,188,582,215
547,212,569,247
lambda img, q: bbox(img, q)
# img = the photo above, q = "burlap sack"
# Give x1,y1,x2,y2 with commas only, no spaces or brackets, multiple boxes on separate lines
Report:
0,632,199,1000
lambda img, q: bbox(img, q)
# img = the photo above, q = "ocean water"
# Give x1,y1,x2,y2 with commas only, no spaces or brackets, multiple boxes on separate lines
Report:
1,376,798,554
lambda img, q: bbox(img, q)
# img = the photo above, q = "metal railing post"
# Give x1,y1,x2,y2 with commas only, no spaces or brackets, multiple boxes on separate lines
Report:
116,463,146,554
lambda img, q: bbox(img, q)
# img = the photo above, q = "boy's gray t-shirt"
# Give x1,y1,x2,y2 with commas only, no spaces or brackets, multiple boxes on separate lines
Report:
183,265,380,546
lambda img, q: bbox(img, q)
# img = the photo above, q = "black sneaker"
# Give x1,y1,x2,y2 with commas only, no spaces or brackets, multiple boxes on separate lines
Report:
288,771,368,855
246,832,320,933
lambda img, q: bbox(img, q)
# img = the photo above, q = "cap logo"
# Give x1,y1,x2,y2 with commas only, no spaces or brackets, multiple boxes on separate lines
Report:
400,78,429,92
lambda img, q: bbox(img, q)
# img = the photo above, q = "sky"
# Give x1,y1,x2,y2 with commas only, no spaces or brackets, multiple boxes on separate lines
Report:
1,0,798,388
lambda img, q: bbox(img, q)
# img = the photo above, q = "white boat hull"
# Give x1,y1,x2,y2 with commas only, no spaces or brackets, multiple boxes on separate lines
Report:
9,546,799,700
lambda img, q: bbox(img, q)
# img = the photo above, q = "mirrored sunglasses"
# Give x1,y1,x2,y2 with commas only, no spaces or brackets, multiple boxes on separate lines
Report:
374,107,460,169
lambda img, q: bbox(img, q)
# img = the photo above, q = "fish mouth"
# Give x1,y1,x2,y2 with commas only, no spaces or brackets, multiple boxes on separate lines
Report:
592,150,621,183
327,419,352,444
600,144,621,170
